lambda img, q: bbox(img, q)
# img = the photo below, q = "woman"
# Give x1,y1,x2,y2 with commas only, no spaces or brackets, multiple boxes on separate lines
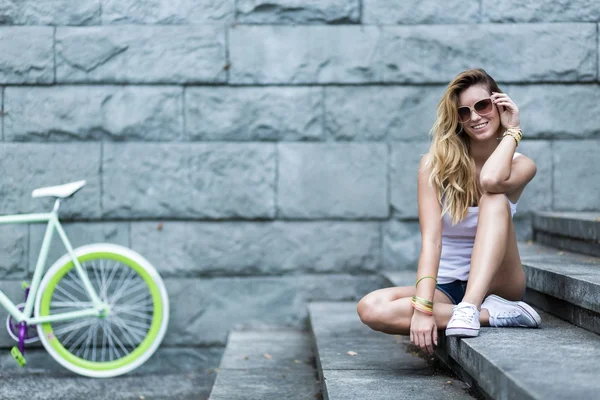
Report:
357,68,541,355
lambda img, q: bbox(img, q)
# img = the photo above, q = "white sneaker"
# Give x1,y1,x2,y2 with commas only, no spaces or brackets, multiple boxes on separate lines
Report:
445,302,480,337
482,294,542,328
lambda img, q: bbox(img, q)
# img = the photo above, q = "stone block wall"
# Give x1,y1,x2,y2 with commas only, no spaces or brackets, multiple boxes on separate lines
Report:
0,0,599,347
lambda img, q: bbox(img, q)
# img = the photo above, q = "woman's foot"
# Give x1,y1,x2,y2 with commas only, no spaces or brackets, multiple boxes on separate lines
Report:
445,302,480,337
482,294,542,328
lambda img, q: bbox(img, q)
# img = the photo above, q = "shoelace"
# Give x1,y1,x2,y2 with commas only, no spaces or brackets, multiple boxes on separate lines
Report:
452,304,476,324
493,311,521,327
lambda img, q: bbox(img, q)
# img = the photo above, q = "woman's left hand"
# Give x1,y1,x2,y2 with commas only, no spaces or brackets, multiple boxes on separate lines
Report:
491,92,520,129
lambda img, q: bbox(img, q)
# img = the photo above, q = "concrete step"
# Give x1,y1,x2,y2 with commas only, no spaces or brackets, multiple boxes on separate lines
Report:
0,346,223,399
520,241,600,334
533,212,600,257
382,274,600,399
438,311,600,400
308,302,477,400
208,330,320,400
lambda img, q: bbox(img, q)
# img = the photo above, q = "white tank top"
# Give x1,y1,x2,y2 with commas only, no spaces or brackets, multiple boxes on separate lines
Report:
436,153,521,284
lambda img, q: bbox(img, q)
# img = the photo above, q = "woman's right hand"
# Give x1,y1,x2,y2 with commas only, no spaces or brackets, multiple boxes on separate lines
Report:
410,310,438,355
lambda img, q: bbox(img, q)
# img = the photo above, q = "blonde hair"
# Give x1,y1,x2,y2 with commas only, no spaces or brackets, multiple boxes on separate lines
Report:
426,68,502,225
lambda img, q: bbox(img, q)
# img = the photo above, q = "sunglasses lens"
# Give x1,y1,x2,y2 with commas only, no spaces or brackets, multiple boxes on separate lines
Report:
474,98,493,114
457,107,471,122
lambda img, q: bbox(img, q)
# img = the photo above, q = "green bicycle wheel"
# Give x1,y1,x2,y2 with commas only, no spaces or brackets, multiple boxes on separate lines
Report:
35,244,169,378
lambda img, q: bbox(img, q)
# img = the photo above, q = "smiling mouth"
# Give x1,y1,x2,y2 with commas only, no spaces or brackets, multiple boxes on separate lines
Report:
472,122,488,130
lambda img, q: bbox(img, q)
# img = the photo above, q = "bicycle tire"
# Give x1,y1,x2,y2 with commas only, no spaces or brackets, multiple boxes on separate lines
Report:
34,243,169,378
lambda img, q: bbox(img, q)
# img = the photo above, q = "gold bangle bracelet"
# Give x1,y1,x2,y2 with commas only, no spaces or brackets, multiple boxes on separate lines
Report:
415,276,437,288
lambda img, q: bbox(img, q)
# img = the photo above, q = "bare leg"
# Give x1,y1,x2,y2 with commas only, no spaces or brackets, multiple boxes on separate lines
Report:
462,193,525,308
357,286,491,335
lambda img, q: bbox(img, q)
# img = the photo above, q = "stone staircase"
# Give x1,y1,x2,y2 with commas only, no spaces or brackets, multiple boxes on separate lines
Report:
208,212,599,399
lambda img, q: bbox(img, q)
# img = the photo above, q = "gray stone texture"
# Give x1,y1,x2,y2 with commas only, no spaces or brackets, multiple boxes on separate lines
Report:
525,288,600,336
102,0,234,24
444,311,600,400
309,302,473,400
535,232,600,257
506,84,600,139
218,331,313,369
164,275,386,346
131,221,380,276
533,212,600,241
0,0,100,25
514,141,552,213
390,141,430,218
0,27,54,84
229,25,380,84
102,143,275,219
520,242,600,313
209,368,318,400
553,140,600,210
185,87,323,141
232,24,597,84
382,220,421,270
5,86,183,141
324,86,443,141
278,143,388,219
0,144,101,218
482,0,600,22
364,0,479,25
28,222,130,273
210,331,319,400
0,225,28,279
0,372,214,400
56,26,227,83
236,0,359,24
0,346,223,375
379,24,597,83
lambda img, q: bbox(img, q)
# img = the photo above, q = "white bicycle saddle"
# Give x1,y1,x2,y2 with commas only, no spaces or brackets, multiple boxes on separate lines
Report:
32,180,87,199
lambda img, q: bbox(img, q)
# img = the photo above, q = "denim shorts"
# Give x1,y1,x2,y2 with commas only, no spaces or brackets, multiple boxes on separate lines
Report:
436,280,468,305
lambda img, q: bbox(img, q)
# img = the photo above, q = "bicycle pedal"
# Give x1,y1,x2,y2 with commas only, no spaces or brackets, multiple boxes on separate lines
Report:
10,346,26,367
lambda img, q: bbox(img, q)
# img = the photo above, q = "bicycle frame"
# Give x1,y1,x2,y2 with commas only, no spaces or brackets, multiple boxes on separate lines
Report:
0,201,104,325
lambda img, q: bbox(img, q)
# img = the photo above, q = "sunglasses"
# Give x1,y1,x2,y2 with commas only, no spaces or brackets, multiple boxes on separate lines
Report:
457,98,494,123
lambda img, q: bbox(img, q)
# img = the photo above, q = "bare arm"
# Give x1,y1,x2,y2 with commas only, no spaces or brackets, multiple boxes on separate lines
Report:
480,93,537,197
416,154,443,301
480,136,536,199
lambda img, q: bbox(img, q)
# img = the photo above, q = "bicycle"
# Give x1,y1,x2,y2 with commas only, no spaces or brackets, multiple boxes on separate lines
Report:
1,180,169,378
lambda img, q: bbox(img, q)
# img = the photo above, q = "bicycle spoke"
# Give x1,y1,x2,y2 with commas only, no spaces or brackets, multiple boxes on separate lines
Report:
112,315,150,333
111,318,140,350
118,290,151,309
99,260,109,300
71,324,94,356
104,322,121,360
109,275,144,306
54,319,96,340
113,308,153,320
101,321,108,362
106,321,129,356
111,315,147,343
81,323,96,359
107,268,136,305
113,304,154,312
55,284,82,304
59,277,88,298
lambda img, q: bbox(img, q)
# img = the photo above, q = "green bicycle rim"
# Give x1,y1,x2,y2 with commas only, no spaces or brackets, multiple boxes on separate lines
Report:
39,252,163,372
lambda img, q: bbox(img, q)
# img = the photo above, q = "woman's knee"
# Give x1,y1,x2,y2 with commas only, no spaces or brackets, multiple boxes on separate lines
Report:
357,295,411,333
357,295,384,328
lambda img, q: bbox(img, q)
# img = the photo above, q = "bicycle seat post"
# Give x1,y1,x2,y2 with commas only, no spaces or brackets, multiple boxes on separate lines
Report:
52,199,61,213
